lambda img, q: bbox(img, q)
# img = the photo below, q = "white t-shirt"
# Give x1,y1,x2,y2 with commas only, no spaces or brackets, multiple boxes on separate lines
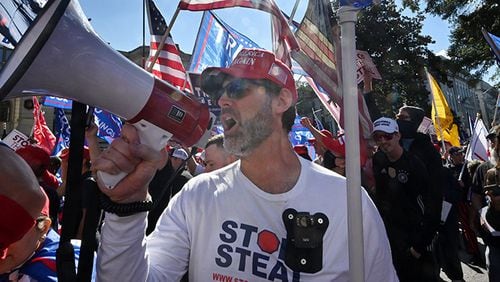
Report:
98,156,398,281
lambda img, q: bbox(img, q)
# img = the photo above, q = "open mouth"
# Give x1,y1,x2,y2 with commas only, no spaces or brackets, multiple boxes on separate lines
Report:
222,117,237,132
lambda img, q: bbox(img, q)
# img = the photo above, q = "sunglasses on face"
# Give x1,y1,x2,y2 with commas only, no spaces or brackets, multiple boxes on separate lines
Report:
210,79,278,102
372,132,395,142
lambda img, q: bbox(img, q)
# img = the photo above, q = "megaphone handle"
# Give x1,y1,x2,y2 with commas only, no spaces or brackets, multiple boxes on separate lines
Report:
97,120,173,189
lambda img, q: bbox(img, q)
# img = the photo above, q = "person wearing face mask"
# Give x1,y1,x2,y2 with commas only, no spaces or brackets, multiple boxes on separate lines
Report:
396,106,445,208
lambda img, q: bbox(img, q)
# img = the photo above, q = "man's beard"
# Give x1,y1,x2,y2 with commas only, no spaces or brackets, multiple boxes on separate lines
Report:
223,97,274,157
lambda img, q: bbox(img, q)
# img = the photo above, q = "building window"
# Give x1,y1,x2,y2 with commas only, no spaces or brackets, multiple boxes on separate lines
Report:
0,101,11,122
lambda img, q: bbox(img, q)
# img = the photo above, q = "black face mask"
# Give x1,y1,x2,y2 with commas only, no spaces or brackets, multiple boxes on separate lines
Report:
397,119,418,139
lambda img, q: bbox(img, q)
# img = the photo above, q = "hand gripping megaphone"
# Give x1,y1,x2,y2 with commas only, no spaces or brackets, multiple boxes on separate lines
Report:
0,0,214,188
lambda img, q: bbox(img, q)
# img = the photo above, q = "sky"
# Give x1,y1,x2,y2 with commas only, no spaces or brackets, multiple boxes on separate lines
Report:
77,0,450,52
76,0,493,84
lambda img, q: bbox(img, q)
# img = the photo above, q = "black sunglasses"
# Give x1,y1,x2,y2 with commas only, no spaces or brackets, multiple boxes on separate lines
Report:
209,79,279,102
372,132,395,142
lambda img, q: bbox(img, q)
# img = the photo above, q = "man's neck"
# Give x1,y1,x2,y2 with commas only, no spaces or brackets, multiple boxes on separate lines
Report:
240,133,301,194
386,146,404,162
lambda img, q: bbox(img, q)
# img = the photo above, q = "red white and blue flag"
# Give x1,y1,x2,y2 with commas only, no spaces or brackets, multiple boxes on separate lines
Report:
178,0,299,66
147,0,192,92
292,0,373,137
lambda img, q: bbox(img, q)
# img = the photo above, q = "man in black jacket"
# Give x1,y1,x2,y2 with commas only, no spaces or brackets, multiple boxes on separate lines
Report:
372,117,442,282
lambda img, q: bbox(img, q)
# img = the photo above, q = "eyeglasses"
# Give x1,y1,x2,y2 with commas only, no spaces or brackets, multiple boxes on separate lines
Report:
372,132,395,142
210,79,278,102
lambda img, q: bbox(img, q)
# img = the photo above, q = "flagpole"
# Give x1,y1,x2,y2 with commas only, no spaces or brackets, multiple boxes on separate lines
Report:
146,5,181,73
426,68,447,154
142,0,146,68
492,90,500,126
288,0,301,24
338,5,364,282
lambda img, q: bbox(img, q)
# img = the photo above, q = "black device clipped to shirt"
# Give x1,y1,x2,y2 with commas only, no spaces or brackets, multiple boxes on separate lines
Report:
282,208,329,273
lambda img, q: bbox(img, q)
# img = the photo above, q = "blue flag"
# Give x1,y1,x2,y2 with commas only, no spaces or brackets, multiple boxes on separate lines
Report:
189,11,260,73
340,0,380,8
94,108,123,144
42,98,122,144
289,115,316,159
52,108,71,156
482,28,500,63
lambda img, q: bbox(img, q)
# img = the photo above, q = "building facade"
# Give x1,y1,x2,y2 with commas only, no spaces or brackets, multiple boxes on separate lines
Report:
438,71,498,138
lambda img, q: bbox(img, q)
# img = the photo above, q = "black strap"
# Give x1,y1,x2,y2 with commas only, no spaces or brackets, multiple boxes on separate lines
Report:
152,158,188,211
76,180,102,282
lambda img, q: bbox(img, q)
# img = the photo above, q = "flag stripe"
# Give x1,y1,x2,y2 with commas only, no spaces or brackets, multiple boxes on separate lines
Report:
147,0,192,92
148,52,185,69
292,0,373,138
296,18,336,69
150,64,192,80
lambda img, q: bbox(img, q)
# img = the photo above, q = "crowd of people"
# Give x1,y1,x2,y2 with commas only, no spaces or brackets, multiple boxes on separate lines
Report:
1,47,499,281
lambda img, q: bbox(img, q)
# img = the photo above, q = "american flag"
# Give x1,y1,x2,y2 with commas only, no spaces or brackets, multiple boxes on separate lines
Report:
146,0,192,92
292,0,373,138
178,0,299,66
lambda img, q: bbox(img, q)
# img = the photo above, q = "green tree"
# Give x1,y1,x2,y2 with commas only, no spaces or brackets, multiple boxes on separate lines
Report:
402,0,500,84
352,0,436,115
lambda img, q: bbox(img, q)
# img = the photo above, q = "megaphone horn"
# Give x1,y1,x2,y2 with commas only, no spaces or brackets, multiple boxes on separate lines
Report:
0,0,213,188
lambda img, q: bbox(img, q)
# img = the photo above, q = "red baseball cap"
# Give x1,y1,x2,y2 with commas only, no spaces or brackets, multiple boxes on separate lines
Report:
201,48,297,102
15,144,50,168
0,195,37,259
59,146,90,161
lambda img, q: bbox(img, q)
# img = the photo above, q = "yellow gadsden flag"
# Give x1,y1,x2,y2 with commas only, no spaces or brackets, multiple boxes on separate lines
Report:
427,70,460,147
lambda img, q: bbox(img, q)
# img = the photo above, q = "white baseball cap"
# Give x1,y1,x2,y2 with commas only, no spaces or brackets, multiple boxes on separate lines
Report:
172,148,189,160
372,117,399,134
